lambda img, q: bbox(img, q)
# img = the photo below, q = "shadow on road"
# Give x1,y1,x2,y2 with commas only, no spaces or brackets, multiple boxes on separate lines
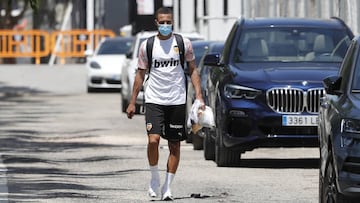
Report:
0,129,142,201
149,192,229,202
0,84,143,201
0,85,48,99
236,158,319,169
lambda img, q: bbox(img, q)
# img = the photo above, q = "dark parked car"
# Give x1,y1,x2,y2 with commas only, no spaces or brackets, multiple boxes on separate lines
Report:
187,41,224,151
203,17,354,166
185,40,221,145
318,36,360,202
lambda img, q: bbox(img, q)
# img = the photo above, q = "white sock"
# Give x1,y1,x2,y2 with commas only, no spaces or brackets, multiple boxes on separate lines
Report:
162,172,175,193
149,165,160,187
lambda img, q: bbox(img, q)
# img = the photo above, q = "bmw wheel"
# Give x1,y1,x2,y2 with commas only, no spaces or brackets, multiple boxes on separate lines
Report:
214,97,241,167
215,127,241,167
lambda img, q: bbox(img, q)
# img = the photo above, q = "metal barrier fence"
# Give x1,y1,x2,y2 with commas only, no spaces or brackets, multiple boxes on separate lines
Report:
0,30,50,64
0,29,115,64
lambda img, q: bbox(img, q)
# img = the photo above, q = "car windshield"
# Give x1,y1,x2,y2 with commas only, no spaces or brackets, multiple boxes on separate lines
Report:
97,39,133,55
233,28,352,63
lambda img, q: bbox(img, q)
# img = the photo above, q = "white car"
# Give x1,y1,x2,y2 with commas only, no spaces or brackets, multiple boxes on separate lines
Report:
120,31,204,113
86,37,133,93
121,31,156,112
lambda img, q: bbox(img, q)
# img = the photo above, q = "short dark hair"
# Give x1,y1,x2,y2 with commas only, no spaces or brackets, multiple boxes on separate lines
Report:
155,7,173,19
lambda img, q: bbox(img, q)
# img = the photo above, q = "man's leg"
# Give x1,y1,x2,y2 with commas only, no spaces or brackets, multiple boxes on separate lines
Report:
147,134,161,197
161,141,180,200
145,103,164,197
161,104,185,200
167,141,180,173
148,134,161,166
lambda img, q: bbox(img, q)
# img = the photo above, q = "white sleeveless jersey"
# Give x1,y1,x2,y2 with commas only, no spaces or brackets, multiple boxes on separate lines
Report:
138,34,195,105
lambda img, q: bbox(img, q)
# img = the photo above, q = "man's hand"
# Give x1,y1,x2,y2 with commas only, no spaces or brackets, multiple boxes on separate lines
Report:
126,68,146,119
197,97,206,110
126,103,136,119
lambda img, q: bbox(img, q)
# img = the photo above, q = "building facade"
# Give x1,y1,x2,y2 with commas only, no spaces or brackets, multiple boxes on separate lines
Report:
173,0,360,41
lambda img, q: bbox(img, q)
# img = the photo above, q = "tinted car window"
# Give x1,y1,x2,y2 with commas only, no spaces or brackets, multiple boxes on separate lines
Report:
233,28,351,63
351,44,360,91
97,39,133,55
338,41,357,91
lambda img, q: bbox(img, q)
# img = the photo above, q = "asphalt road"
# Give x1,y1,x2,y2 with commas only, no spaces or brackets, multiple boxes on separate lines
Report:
0,64,319,202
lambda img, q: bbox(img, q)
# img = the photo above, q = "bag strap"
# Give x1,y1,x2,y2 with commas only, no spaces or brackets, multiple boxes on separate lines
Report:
146,35,155,70
174,33,185,69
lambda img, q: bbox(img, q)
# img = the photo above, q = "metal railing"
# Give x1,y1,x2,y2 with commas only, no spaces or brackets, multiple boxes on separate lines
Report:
0,30,50,64
0,29,115,64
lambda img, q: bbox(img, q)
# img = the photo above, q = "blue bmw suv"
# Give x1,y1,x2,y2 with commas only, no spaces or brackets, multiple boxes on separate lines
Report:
202,17,354,166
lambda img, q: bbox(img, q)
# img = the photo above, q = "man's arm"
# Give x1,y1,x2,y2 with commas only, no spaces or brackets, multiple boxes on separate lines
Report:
187,60,204,106
126,68,146,119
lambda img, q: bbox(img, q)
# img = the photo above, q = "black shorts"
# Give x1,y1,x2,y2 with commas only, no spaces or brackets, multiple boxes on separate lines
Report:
145,103,186,142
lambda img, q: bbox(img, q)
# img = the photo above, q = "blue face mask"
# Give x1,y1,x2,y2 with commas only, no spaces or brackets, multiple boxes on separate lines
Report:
158,24,172,36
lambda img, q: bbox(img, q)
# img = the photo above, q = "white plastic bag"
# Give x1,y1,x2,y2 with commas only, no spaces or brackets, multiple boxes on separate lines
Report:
198,106,215,128
187,99,203,126
187,99,215,133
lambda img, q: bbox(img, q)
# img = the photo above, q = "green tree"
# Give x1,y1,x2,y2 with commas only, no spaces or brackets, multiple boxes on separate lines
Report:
0,0,38,29
0,0,38,64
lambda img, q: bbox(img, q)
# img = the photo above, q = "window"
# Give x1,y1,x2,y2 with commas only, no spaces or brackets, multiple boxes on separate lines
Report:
224,0,228,16
234,27,350,63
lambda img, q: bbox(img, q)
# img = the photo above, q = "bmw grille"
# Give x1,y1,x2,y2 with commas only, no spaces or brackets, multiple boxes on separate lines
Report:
266,88,325,114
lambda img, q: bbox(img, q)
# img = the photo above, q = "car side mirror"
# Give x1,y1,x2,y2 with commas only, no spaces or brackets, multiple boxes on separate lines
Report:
323,76,342,95
204,53,222,66
126,51,133,59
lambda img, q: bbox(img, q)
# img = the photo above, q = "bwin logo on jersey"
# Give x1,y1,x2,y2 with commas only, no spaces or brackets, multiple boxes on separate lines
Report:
153,58,180,68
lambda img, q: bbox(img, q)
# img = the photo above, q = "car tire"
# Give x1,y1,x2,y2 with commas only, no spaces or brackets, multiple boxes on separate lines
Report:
185,131,193,143
87,86,96,93
192,130,204,150
319,150,348,203
135,104,141,114
121,97,128,113
215,130,241,167
203,128,215,160
214,97,241,167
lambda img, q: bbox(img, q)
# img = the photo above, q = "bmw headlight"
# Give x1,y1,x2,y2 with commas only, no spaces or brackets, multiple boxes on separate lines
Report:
224,84,261,99
341,119,360,134
90,61,101,69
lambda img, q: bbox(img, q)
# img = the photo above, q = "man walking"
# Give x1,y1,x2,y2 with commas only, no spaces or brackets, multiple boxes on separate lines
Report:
126,7,204,200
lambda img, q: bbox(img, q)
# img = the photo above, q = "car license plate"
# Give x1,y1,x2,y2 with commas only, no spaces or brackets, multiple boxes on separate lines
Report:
282,115,318,126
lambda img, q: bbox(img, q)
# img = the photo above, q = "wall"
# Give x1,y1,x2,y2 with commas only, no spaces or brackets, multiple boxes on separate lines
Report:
173,0,360,41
